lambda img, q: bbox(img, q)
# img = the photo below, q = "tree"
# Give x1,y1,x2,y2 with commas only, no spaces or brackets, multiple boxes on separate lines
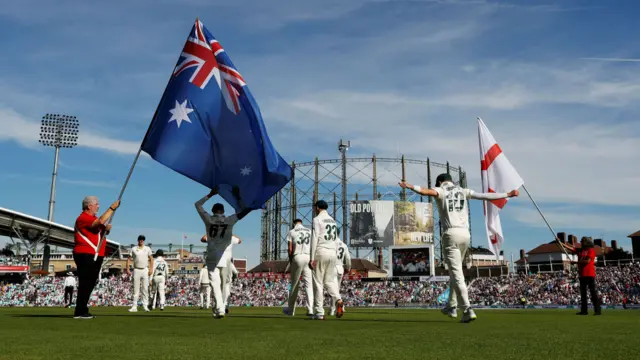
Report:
1,245,15,257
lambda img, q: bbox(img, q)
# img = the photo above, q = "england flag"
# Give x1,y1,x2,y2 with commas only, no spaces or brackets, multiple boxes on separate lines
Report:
477,117,524,258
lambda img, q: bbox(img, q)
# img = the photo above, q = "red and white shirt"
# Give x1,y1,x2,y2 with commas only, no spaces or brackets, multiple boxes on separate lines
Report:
576,248,596,278
74,212,106,257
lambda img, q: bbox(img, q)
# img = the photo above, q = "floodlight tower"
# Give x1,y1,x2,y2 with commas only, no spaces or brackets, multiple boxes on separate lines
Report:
39,114,78,272
39,114,79,222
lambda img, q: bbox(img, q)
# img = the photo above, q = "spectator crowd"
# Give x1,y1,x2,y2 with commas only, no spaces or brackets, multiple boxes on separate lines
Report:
1,263,639,308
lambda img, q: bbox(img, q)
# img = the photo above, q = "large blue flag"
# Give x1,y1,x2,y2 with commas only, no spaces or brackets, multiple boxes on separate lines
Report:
141,19,292,212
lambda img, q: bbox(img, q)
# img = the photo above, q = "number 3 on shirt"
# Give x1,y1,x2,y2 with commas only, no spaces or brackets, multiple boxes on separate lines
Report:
297,233,310,245
324,225,338,241
209,224,228,238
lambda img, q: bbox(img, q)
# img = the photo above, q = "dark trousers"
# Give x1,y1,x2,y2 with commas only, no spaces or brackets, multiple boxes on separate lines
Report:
73,253,103,316
579,276,601,314
64,286,74,305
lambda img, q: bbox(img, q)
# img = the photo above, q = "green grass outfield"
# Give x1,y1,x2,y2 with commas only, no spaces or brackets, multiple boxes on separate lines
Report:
1,307,638,360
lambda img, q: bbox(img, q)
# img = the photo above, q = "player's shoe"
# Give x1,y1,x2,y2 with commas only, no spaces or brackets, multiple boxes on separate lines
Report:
306,311,313,316
329,310,336,316
225,305,229,314
73,314,94,319
312,315,324,320
213,311,225,319
441,306,457,318
128,307,138,312
160,306,164,311
335,300,344,318
460,309,477,323
282,307,294,316
143,306,150,312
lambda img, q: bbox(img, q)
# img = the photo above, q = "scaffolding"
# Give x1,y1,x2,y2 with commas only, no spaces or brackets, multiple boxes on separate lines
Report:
260,141,467,268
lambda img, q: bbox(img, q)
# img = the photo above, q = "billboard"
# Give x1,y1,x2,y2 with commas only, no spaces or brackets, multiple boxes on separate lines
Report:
389,246,434,277
349,200,433,247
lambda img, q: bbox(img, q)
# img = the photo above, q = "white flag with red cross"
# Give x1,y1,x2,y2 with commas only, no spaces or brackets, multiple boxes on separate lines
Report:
477,117,524,258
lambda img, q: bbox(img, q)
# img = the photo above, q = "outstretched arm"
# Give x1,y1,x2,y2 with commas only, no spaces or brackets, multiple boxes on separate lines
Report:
468,189,519,200
398,181,439,197
195,188,218,224
231,186,252,220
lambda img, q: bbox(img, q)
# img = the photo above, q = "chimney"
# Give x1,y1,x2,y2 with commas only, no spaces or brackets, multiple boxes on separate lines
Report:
519,249,525,259
611,240,618,250
557,232,566,243
594,239,603,247
569,235,577,246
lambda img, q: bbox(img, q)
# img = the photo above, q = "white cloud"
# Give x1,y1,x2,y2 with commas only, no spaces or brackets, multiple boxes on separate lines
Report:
263,59,640,207
509,205,640,235
59,179,118,189
0,107,140,155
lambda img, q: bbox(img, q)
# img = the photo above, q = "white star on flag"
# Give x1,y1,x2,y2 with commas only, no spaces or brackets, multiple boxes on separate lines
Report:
168,99,194,128
240,166,252,176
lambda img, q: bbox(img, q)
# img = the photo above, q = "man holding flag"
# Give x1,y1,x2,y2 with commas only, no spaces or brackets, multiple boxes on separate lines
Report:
399,175,519,323
137,18,291,214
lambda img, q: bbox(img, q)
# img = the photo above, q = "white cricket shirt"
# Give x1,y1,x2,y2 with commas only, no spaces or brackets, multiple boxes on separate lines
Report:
311,210,338,260
131,246,152,269
335,239,349,275
287,224,311,256
152,257,168,277
64,276,76,287
433,181,472,232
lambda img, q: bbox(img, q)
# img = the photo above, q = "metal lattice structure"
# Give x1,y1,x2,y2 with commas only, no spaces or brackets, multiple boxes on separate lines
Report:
260,140,468,268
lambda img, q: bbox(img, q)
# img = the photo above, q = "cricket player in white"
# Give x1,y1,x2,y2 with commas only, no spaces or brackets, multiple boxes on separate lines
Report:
201,233,241,314
149,249,168,311
221,236,240,314
195,186,250,319
282,219,314,316
400,173,518,323
330,233,351,316
127,235,153,312
199,265,211,309
309,200,344,319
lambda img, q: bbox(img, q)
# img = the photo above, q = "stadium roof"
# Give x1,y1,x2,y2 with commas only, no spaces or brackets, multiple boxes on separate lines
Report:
527,241,609,257
627,231,640,238
467,246,495,255
0,207,120,256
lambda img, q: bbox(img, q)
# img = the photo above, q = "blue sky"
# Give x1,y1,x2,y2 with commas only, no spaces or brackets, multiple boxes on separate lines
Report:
1,0,640,268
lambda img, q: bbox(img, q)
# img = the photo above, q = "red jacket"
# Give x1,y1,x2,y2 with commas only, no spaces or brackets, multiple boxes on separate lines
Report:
74,212,107,257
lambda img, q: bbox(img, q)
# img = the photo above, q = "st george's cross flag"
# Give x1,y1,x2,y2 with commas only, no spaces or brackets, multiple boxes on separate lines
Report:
477,117,523,258
141,19,292,212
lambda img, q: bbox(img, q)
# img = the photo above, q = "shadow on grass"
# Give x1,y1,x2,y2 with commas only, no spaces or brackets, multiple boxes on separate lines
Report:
8,313,201,319
229,314,451,324
8,313,451,323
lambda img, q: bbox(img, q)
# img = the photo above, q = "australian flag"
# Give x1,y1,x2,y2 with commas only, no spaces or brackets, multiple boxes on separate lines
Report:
141,18,292,212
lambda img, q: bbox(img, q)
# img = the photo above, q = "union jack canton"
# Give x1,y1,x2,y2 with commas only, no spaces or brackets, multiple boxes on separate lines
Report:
173,19,246,115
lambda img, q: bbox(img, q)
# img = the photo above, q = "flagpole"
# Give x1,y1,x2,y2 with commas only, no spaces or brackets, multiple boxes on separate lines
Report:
521,184,571,258
94,148,143,260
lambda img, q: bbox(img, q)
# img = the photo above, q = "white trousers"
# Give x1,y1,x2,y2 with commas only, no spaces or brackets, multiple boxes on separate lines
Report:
443,228,471,311
208,267,225,315
132,268,149,306
199,284,211,308
220,264,233,308
330,272,344,314
150,275,165,307
287,254,314,313
312,251,341,316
